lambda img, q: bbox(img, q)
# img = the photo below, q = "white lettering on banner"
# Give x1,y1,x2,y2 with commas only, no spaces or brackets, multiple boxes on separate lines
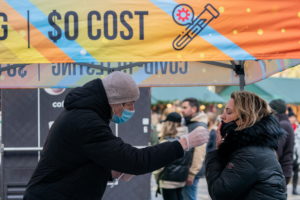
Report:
52,101,64,108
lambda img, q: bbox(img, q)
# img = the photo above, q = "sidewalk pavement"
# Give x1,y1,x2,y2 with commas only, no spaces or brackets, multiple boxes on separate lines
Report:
151,175,300,200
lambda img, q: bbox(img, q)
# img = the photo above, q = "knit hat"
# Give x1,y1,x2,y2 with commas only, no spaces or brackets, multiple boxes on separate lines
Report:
162,112,182,123
288,107,296,117
102,71,140,104
269,99,287,114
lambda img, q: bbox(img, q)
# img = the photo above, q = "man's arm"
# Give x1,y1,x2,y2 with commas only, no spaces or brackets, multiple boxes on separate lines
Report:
81,123,184,175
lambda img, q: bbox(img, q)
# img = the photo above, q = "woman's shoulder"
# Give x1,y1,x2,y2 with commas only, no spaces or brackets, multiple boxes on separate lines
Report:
234,146,275,154
232,146,277,162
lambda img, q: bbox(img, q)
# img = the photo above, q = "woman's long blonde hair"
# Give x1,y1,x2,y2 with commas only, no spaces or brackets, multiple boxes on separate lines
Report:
159,121,181,138
231,91,272,130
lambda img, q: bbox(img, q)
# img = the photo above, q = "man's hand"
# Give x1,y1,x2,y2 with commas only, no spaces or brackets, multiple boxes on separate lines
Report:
111,171,134,182
186,177,194,186
111,170,122,178
179,126,209,151
121,174,135,182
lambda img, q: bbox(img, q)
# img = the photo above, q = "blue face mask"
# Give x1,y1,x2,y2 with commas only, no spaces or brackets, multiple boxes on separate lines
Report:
112,109,135,124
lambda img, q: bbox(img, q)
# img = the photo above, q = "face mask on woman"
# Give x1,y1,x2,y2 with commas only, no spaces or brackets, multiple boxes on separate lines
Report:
112,109,135,124
220,120,238,138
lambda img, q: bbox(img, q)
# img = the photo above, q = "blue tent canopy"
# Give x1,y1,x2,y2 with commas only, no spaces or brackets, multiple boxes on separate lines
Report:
219,78,300,104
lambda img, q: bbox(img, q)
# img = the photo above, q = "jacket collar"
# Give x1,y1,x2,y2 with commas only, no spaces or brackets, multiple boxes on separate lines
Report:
218,115,285,158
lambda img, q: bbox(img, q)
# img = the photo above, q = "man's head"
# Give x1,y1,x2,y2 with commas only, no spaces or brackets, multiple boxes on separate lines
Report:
269,99,287,115
181,98,199,118
288,107,297,124
102,71,139,122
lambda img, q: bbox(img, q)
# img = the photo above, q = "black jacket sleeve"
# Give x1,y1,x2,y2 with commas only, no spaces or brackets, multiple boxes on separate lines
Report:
205,150,258,200
80,122,184,175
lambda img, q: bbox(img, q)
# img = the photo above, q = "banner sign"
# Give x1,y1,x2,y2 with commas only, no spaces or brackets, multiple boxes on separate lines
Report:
0,0,299,63
0,60,299,88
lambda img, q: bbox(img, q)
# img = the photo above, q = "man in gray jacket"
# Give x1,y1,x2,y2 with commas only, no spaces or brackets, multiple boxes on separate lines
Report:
181,98,208,200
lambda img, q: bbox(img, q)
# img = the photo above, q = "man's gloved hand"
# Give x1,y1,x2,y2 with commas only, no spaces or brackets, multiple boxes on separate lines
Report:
179,126,209,151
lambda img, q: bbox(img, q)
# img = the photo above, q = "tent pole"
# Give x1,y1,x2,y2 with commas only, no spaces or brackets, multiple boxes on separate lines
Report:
231,61,245,91
238,73,245,91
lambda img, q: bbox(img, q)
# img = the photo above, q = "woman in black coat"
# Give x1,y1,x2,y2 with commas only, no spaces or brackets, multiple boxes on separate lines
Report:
205,91,287,200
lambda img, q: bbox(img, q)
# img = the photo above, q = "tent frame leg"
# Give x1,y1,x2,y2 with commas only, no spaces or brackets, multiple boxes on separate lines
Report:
231,61,245,91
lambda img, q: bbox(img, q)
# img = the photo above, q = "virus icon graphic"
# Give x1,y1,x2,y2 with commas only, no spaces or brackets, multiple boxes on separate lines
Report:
176,8,191,22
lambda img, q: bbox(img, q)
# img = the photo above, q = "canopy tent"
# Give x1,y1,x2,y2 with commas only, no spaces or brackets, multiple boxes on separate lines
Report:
0,0,299,88
151,86,225,104
219,77,300,104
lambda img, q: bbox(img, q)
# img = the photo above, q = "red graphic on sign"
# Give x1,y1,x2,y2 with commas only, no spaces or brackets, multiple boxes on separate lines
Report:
176,8,191,22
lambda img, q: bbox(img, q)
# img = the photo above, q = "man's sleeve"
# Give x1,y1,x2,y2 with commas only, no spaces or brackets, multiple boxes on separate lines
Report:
188,144,206,180
81,124,184,175
187,122,208,179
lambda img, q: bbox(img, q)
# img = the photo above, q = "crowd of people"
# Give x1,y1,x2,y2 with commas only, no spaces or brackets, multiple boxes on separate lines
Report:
152,93,300,200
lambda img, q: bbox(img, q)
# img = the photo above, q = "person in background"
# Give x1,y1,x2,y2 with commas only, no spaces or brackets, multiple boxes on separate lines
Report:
205,91,287,200
155,112,194,200
269,99,295,185
181,98,208,200
206,112,220,153
288,107,298,131
197,112,220,178
288,107,300,195
150,105,163,145
23,71,209,200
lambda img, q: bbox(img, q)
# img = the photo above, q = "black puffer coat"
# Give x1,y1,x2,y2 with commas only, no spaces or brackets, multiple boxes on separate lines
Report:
23,79,184,200
205,115,287,200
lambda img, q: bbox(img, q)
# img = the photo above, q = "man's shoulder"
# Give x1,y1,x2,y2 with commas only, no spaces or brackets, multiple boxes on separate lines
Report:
279,120,293,135
66,109,108,129
187,121,207,131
